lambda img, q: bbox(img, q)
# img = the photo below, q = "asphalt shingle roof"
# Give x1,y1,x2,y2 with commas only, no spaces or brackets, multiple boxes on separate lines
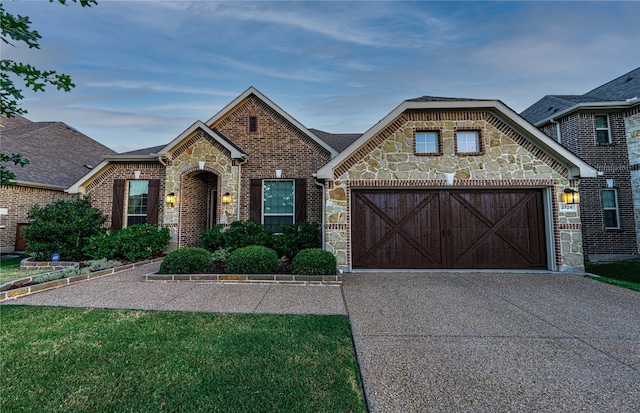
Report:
309,129,362,153
1,116,116,187
521,67,640,124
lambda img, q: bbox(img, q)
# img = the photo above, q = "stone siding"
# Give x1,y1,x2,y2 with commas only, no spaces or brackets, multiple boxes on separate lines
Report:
164,131,238,248
626,109,640,253
324,110,583,271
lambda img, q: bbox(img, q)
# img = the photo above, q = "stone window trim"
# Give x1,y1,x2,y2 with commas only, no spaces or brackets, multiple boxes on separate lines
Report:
594,114,612,146
602,188,620,229
454,128,485,156
413,128,443,156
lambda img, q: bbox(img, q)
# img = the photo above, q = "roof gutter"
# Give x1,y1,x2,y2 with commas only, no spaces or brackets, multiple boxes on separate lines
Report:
10,181,67,191
534,98,640,127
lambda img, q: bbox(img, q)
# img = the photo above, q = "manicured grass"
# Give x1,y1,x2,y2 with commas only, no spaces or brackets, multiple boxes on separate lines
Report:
0,257,49,284
585,261,640,292
0,306,367,413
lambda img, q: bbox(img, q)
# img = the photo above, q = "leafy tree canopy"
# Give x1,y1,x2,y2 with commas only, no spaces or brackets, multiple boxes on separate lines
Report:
0,0,96,186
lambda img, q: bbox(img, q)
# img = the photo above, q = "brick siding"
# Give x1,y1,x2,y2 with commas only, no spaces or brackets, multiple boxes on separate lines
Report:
539,110,638,257
83,162,166,228
210,95,331,225
0,185,76,252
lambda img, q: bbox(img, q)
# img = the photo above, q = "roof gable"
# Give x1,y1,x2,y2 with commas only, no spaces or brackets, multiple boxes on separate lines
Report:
157,121,247,159
205,87,338,158
317,98,597,180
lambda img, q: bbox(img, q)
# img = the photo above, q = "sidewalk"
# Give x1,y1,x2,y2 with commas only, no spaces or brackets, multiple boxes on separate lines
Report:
5,261,345,315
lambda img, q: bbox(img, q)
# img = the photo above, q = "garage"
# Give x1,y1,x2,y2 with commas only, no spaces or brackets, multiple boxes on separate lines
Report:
351,189,547,270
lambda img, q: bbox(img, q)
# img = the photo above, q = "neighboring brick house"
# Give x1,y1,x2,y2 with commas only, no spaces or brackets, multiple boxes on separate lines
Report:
521,67,640,261
0,114,116,253
70,87,597,271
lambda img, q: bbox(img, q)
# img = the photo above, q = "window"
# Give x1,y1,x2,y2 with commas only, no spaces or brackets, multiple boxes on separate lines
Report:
602,189,620,229
415,131,441,154
595,115,611,144
127,180,148,226
249,116,258,132
263,180,294,232
455,130,481,154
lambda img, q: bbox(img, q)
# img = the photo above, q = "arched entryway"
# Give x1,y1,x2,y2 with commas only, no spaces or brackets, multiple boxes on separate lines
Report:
178,169,220,247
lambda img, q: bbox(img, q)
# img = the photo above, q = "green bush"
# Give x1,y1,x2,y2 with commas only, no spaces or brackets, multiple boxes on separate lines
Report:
223,221,271,251
84,224,170,261
24,198,107,261
199,224,226,252
270,221,321,259
225,245,278,274
198,221,271,253
115,224,170,260
159,247,211,274
291,248,337,275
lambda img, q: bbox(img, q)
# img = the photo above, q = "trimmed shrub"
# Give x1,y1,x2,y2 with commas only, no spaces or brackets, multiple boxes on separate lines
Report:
223,221,271,251
291,248,337,275
84,224,170,261
225,245,278,274
199,224,226,252
159,247,210,274
24,197,107,261
270,221,321,259
115,224,171,260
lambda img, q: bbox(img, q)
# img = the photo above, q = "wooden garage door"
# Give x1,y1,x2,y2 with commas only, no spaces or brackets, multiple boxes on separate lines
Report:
351,189,547,269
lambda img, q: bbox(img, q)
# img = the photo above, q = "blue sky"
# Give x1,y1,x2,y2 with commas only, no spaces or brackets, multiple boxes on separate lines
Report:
3,0,639,153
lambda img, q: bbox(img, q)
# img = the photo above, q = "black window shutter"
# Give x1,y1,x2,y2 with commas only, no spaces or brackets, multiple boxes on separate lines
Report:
250,179,262,223
146,179,160,225
111,179,125,229
295,178,306,223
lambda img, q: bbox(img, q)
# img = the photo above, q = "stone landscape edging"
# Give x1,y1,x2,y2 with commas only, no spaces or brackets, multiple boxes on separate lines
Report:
0,258,163,302
143,272,342,285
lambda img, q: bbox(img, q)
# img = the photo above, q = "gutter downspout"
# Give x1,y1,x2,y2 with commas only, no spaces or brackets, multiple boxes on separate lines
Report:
236,158,248,222
550,119,561,144
313,175,326,250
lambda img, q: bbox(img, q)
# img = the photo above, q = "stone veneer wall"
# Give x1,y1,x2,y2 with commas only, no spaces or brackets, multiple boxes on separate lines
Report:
164,130,239,248
324,111,583,272
625,108,640,254
0,185,76,253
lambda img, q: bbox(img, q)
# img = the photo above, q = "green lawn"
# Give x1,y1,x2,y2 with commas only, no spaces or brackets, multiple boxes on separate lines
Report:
0,306,367,413
0,257,50,284
585,261,640,292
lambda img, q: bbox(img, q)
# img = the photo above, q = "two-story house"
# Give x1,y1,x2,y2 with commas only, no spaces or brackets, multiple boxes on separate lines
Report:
521,67,640,261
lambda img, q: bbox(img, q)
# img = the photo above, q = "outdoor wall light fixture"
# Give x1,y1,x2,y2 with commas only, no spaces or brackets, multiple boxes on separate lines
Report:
562,188,580,204
222,192,232,204
275,169,282,179
165,192,176,207
134,170,141,179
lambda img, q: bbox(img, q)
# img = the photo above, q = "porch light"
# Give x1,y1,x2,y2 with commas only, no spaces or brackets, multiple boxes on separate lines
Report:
165,192,176,207
222,192,232,204
562,188,580,204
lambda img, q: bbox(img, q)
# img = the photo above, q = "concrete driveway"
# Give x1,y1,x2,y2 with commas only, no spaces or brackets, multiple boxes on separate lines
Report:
342,271,640,412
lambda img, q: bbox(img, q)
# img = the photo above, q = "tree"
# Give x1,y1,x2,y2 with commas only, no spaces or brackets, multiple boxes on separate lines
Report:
0,0,96,185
